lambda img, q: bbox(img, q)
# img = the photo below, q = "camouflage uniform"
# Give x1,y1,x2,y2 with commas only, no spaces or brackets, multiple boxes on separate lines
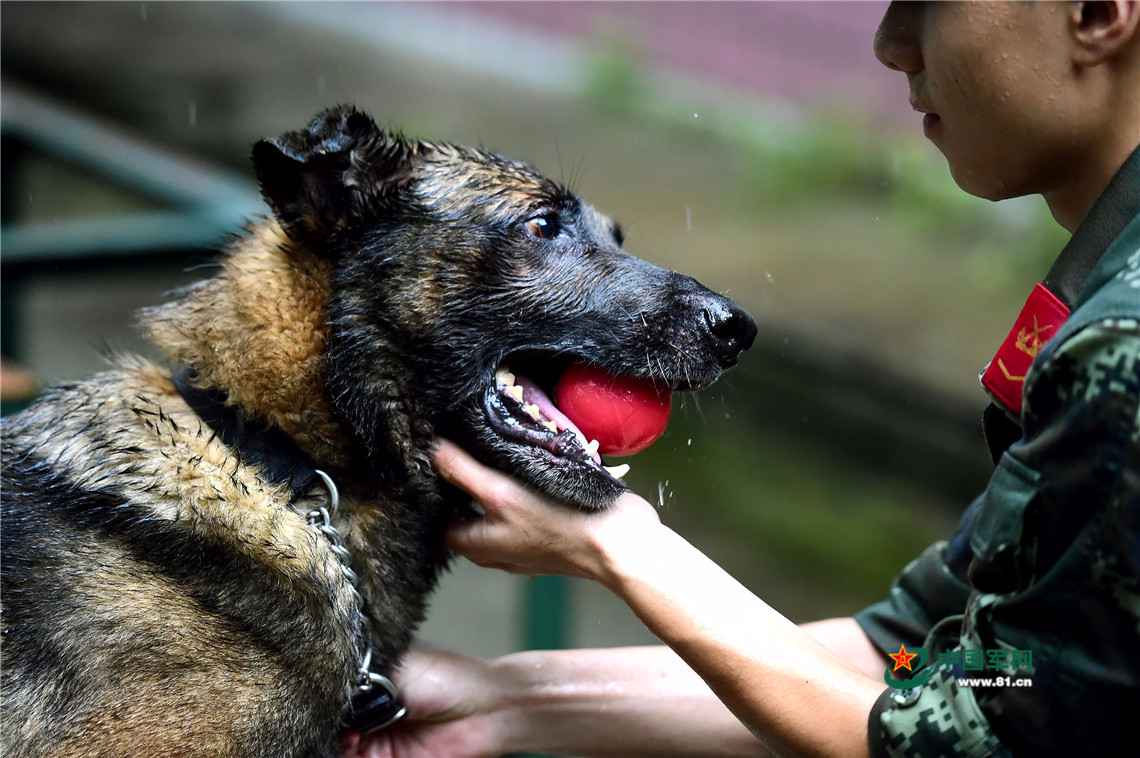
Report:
856,148,1140,757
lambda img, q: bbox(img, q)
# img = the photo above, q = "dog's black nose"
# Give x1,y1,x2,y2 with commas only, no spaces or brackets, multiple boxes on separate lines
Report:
701,297,757,366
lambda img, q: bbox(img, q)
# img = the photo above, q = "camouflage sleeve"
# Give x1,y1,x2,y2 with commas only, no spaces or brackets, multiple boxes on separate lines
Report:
866,317,1140,758
867,666,1014,758
854,543,967,655
854,509,976,656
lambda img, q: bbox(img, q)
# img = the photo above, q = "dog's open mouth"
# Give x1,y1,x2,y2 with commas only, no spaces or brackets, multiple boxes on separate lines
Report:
484,363,633,482
475,347,687,498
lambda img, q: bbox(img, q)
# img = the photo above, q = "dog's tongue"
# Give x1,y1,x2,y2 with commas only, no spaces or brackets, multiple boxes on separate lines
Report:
555,363,672,457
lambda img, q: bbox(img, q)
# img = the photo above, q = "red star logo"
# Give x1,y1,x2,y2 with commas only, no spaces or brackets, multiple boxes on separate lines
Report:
889,644,918,672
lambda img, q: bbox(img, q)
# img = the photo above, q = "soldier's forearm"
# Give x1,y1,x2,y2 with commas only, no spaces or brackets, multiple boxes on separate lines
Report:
594,524,886,758
490,645,770,758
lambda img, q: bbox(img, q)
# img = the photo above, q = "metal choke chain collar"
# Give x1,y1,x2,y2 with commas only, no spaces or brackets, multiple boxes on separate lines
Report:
310,470,407,732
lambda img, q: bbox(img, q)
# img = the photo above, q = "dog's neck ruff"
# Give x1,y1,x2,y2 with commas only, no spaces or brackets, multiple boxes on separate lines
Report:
171,369,406,734
171,368,329,499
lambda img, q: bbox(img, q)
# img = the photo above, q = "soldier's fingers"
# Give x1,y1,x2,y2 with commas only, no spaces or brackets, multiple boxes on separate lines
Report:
432,438,536,517
443,516,504,567
432,438,494,498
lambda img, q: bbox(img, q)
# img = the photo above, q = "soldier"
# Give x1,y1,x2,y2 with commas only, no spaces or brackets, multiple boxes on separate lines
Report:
350,3,1140,757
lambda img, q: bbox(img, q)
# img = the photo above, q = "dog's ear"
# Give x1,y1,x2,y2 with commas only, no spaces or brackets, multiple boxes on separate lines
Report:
252,106,416,240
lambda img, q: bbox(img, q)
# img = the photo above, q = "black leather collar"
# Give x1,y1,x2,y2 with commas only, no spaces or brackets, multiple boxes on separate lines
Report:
172,368,321,502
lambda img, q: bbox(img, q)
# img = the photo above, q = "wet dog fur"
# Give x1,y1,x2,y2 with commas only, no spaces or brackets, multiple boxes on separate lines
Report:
0,106,755,757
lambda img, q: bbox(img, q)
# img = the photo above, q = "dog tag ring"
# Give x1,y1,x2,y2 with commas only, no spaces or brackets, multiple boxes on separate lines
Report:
346,672,408,734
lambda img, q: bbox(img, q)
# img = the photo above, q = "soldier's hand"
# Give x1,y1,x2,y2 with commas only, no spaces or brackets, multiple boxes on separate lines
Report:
342,648,506,758
432,438,662,583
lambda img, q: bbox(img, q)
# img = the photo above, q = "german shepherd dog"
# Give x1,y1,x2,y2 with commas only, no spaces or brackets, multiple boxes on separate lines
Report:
0,106,756,757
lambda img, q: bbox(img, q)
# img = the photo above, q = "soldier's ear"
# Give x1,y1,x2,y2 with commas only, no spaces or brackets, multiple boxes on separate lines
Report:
252,106,416,240
1070,1,1140,66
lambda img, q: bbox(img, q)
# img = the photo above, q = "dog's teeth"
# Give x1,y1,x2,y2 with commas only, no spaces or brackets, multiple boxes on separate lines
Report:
604,464,630,479
506,384,524,403
523,404,542,421
584,439,600,457
496,367,516,387
542,420,558,433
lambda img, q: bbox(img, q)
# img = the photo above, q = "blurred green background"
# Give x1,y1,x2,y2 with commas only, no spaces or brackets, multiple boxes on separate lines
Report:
1,2,1068,656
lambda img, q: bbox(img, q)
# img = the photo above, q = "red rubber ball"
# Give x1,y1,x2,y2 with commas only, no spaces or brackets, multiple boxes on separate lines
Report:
555,363,672,457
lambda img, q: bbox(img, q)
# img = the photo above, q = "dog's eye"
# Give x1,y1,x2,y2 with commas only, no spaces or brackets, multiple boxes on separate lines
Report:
524,215,561,240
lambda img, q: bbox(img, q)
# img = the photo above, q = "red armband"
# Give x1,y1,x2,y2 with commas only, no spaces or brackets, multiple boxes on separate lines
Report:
981,283,1069,416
